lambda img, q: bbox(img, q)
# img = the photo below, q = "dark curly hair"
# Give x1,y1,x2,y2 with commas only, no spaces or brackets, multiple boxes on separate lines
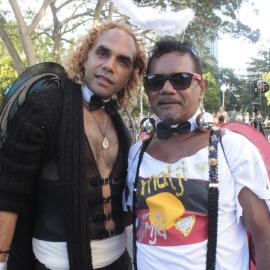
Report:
146,39,202,75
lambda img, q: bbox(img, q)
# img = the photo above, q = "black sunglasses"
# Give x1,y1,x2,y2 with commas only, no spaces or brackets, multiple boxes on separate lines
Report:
143,72,202,92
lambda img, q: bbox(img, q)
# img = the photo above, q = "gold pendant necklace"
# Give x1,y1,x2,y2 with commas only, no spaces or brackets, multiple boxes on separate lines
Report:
90,112,109,149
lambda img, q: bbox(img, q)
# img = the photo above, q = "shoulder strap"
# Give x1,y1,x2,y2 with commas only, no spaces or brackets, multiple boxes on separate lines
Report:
132,137,153,270
206,128,220,270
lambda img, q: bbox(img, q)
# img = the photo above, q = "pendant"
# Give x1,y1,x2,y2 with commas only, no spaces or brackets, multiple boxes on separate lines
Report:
102,136,109,149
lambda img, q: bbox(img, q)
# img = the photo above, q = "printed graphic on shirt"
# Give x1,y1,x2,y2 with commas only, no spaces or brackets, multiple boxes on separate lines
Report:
136,164,209,246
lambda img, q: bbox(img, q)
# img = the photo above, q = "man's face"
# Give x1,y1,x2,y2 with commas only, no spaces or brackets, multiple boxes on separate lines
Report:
146,52,206,125
84,28,137,98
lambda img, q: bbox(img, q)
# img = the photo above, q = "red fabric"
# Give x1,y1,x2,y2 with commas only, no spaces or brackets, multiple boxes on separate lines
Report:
221,122,270,270
136,209,208,246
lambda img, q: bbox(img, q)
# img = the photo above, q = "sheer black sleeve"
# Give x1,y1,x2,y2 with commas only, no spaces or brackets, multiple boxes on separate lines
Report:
0,89,62,214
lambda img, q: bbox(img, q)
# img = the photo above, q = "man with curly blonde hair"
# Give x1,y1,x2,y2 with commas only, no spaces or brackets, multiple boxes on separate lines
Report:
65,22,145,109
0,22,146,270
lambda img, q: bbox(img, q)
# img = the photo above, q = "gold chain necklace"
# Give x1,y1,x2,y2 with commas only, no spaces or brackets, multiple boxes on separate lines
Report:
90,112,109,149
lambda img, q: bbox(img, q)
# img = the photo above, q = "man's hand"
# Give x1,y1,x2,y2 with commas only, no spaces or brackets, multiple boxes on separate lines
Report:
0,212,18,262
239,187,270,270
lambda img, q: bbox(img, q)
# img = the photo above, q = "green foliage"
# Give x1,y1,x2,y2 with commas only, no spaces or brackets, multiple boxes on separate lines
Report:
2,19,24,53
246,50,270,115
134,0,260,45
202,65,242,111
130,90,151,117
247,48,270,74
0,0,265,115
262,72,270,106
0,18,23,103
0,54,17,105
32,32,54,62
203,72,220,113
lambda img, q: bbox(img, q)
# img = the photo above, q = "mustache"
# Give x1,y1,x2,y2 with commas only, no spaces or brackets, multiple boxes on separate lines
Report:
158,99,182,105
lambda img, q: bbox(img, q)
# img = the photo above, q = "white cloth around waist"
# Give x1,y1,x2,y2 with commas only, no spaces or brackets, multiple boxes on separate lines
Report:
0,261,6,270
32,230,127,270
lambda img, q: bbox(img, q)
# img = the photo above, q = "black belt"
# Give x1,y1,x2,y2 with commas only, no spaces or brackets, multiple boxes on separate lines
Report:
89,177,121,187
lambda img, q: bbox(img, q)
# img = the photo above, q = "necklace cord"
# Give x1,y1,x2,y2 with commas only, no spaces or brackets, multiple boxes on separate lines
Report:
90,111,109,138
89,110,109,149
132,137,153,270
206,129,219,270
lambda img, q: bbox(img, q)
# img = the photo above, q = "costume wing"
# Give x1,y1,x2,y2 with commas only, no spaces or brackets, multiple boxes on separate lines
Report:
222,121,270,180
222,122,270,270
0,62,67,147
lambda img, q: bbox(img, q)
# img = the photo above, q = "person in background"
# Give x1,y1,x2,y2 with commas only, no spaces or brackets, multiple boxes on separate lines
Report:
217,106,230,123
217,115,225,126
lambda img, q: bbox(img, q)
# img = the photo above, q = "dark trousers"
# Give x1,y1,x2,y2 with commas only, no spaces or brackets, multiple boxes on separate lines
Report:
35,250,132,270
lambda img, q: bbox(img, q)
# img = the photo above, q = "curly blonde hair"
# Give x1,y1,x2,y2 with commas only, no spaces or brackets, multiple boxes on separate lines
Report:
65,22,146,109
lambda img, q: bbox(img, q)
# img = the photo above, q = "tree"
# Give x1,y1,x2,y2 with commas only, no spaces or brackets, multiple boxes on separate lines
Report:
205,66,242,111
0,0,107,105
7,0,54,67
0,0,108,73
132,0,260,45
262,72,270,106
0,0,265,113
0,12,25,74
0,0,262,73
0,18,20,103
247,48,270,75
0,53,17,103
246,48,270,115
203,72,220,113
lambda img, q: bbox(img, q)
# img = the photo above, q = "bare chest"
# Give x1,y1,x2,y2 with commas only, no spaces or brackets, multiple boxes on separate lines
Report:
83,107,119,178
147,131,210,163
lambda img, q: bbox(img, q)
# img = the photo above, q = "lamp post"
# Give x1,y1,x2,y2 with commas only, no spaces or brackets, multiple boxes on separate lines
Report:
220,84,227,108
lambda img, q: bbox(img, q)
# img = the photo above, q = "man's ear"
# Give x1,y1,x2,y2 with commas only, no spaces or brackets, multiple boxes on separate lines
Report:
145,89,150,99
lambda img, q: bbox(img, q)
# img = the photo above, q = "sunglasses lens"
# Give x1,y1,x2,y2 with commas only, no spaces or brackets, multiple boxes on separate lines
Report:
144,73,195,92
170,73,193,90
144,74,164,91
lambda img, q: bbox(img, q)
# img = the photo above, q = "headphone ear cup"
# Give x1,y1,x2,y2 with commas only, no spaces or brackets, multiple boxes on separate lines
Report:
196,112,214,132
140,117,156,134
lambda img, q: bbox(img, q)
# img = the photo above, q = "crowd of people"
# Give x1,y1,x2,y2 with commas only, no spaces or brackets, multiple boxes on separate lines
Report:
212,106,269,127
0,21,269,270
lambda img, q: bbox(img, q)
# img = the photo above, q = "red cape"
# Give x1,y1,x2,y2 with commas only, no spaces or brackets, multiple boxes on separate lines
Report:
222,122,270,270
222,122,270,179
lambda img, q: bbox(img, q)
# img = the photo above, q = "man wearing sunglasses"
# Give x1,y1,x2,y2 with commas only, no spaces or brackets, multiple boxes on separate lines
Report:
126,39,270,269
